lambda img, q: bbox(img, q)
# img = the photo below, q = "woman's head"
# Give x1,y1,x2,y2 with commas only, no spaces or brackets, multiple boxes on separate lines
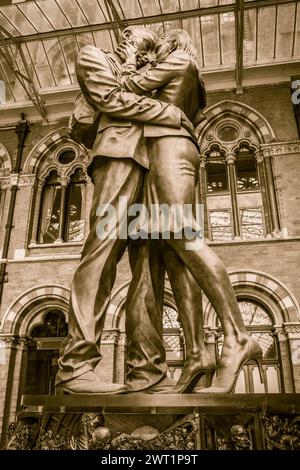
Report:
155,29,198,63
156,29,206,109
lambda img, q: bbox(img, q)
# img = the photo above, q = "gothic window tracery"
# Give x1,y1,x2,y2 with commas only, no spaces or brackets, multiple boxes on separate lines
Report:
216,300,281,394
34,143,89,245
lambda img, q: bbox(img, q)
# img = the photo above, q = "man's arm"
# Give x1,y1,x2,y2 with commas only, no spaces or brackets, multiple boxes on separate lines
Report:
76,46,181,129
121,52,184,96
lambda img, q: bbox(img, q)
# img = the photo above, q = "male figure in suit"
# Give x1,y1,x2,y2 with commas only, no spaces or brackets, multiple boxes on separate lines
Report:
55,26,197,394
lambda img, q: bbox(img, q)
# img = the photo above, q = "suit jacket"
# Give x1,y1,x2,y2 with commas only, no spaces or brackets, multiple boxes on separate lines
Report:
122,50,205,143
76,46,182,171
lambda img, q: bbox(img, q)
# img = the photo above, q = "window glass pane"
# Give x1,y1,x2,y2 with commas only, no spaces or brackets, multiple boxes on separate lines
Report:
163,334,184,361
180,0,199,10
266,366,280,393
207,160,228,193
59,0,89,28
26,41,56,88
294,4,300,58
35,1,71,30
244,9,257,63
200,0,218,6
1,45,28,101
0,5,36,35
93,30,114,51
252,366,265,393
0,62,14,103
201,15,221,66
117,0,142,18
163,306,180,328
159,0,180,14
139,0,161,16
240,208,264,239
257,7,276,61
236,150,259,191
238,301,273,326
182,16,203,66
77,0,107,24
67,183,84,242
18,2,54,33
276,3,296,59
209,210,232,241
58,150,76,165
31,310,68,338
235,368,246,393
251,332,276,359
220,12,235,65
43,39,72,86
39,181,61,244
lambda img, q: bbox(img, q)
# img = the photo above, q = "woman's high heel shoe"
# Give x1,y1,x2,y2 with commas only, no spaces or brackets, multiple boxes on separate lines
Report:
197,337,265,394
173,357,215,394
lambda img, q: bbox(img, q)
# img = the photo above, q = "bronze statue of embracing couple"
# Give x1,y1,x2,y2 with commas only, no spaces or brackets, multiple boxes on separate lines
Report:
55,26,264,395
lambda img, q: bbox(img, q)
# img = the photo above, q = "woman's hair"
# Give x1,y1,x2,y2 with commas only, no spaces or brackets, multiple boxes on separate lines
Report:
161,29,207,108
121,26,158,53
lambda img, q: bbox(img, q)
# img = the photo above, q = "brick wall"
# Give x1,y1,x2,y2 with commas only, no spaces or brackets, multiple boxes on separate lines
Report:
207,84,299,142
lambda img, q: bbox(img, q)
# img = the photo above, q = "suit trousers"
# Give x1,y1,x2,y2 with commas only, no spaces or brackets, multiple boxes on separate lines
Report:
56,157,167,386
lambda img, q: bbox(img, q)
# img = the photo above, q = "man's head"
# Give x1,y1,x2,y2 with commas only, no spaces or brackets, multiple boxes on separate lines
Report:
116,26,158,68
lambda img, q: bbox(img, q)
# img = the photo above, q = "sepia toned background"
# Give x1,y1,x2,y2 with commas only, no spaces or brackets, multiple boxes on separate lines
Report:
0,0,300,445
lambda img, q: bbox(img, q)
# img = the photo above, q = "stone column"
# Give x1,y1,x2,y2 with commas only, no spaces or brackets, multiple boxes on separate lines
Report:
96,329,121,384
262,148,281,235
283,323,300,393
226,153,241,239
84,177,94,239
254,150,272,238
203,327,217,387
197,154,209,240
56,176,70,243
273,326,294,393
30,178,45,244
0,178,11,254
0,335,31,446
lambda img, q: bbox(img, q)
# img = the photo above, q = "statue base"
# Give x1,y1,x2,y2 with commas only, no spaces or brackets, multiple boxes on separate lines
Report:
4,394,300,450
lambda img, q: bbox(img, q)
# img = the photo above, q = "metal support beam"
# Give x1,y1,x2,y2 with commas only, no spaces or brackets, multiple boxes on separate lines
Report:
104,0,128,44
0,32,46,119
235,0,245,93
0,0,295,45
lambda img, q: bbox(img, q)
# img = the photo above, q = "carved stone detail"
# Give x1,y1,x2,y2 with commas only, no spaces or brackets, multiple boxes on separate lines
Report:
0,335,32,349
18,175,37,187
0,176,12,189
254,150,264,163
225,153,236,165
101,330,120,344
204,328,217,344
199,154,207,168
273,327,287,342
284,323,300,338
261,142,300,157
262,414,300,450
5,412,199,450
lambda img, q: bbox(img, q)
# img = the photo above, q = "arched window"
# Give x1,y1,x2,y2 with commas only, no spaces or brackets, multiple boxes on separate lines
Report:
38,171,61,243
163,306,184,382
202,118,266,241
216,300,281,393
206,147,228,193
65,168,86,242
235,146,259,192
38,164,86,244
25,310,68,395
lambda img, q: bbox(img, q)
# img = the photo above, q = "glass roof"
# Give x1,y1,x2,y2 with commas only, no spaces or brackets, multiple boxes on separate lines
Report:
0,0,299,109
